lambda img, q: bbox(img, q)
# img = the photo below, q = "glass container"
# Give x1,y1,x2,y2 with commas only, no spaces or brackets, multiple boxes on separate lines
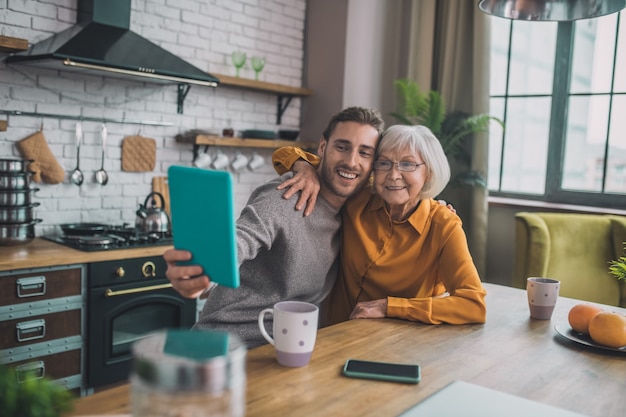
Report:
131,330,246,417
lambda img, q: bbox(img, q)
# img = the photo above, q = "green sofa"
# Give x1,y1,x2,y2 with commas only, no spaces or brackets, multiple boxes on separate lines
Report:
514,212,626,308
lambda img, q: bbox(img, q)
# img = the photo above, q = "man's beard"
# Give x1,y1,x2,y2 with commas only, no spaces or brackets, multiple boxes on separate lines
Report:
318,159,366,200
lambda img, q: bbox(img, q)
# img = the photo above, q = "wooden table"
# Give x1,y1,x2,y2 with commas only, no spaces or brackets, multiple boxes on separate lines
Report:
67,283,626,417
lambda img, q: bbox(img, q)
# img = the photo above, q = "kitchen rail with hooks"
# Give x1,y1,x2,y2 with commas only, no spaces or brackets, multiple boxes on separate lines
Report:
0,110,174,127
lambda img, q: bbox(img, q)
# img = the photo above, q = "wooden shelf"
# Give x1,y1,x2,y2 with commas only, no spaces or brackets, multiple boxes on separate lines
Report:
177,134,315,149
211,73,312,124
176,134,315,160
0,35,28,53
176,74,315,155
212,73,313,96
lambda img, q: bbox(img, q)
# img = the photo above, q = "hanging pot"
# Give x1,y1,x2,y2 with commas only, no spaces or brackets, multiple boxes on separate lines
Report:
135,192,171,233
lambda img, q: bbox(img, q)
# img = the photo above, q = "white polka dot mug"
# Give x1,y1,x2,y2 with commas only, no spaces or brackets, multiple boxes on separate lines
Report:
258,301,319,367
526,277,560,320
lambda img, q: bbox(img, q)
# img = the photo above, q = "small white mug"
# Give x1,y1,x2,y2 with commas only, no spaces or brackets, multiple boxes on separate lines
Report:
527,277,560,320
193,151,213,169
230,152,249,172
258,301,319,367
248,153,265,171
211,151,230,170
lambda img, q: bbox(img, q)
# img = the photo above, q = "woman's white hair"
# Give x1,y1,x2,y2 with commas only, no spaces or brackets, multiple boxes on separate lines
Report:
376,125,451,199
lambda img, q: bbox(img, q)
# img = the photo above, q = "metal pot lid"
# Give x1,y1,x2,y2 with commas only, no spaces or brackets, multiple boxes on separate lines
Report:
0,219,42,227
0,202,40,210
0,171,32,177
0,187,39,194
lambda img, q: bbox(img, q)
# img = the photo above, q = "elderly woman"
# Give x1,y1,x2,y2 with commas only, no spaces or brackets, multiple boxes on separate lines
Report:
273,124,486,326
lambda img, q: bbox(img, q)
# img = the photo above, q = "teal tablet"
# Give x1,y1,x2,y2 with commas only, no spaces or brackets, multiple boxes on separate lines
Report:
167,166,240,288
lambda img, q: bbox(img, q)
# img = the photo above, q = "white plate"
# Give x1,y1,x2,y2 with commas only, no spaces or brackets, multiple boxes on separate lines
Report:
554,324,626,354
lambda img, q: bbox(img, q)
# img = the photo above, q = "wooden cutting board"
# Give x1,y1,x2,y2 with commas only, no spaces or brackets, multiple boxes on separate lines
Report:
151,176,170,216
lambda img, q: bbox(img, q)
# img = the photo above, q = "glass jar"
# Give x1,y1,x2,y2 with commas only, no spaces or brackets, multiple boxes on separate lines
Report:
222,120,234,138
131,330,246,417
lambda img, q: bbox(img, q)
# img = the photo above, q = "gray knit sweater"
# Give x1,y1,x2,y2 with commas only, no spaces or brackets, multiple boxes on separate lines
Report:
193,173,342,348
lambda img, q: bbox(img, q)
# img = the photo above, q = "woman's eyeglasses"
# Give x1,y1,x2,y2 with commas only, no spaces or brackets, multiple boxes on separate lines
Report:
373,160,425,172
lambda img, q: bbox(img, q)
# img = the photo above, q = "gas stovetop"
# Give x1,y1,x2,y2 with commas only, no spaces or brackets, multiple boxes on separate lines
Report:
43,224,173,252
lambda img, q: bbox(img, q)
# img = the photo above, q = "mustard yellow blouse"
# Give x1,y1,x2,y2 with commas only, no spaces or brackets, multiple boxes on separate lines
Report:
273,147,487,326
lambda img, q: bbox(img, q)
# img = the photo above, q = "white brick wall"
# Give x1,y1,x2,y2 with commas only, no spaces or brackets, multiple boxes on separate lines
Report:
0,0,306,235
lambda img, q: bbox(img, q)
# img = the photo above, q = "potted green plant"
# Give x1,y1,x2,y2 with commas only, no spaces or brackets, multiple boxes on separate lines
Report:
0,365,74,417
390,78,503,189
609,243,626,282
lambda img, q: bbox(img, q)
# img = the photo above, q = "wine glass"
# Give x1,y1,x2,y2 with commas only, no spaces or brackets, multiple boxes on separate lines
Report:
231,51,247,77
251,56,266,80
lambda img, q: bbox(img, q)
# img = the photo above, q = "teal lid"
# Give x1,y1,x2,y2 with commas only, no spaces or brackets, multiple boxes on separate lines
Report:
163,329,230,360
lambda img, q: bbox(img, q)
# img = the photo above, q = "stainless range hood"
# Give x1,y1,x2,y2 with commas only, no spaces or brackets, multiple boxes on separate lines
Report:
5,0,219,91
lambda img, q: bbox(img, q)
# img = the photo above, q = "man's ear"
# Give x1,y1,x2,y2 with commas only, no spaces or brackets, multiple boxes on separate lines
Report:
317,137,328,156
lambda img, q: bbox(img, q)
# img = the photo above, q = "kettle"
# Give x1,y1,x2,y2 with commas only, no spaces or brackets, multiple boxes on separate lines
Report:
135,192,170,233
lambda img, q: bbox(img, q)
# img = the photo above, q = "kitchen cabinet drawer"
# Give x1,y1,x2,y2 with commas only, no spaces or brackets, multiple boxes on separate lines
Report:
0,309,81,350
0,264,87,395
6,349,81,383
0,267,81,306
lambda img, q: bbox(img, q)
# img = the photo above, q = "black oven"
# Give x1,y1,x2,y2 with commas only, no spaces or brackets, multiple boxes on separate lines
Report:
86,256,196,389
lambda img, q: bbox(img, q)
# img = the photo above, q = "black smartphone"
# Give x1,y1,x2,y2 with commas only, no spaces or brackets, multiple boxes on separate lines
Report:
343,359,421,384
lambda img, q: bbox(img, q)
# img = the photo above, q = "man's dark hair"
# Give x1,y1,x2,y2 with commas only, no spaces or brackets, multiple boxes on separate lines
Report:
322,107,385,141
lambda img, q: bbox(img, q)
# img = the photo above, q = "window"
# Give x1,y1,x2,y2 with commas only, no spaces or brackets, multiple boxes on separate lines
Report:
487,12,626,209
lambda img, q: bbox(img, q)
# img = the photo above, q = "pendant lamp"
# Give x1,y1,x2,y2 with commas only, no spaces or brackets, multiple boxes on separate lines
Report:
478,0,626,21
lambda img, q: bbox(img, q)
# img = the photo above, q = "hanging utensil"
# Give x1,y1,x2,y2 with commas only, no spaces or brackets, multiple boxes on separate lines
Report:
95,123,109,185
70,122,84,186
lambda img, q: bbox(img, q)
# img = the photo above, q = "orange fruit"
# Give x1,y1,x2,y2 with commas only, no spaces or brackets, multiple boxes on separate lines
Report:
588,311,626,348
568,303,604,335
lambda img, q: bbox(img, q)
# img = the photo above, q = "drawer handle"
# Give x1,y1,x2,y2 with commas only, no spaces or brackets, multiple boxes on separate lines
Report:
16,319,46,342
15,361,45,383
16,276,47,298
105,283,172,297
